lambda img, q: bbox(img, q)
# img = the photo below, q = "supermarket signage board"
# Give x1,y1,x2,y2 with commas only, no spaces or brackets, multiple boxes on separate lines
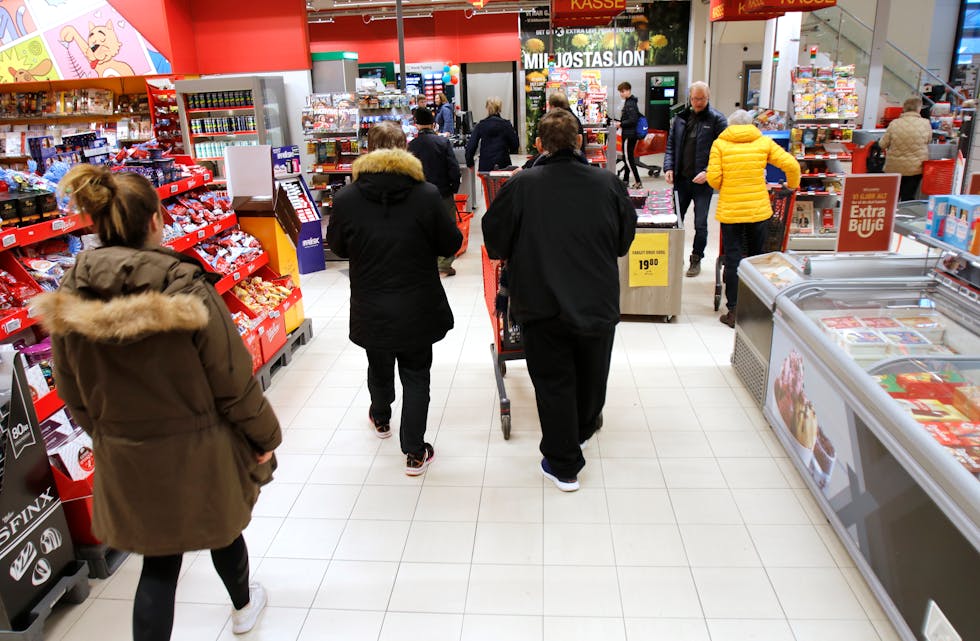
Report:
744,0,837,12
837,173,900,253
628,232,669,287
709,0,783,21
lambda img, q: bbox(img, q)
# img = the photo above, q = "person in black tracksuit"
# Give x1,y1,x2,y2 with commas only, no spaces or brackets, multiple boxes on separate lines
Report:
618,81,643,188
465,96,519,172
663,81,727,277
483,109,636,492
326,122,462,476
409,107,462,276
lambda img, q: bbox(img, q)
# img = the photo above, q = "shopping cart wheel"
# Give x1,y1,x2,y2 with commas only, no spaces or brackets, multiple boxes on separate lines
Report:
713,292,721,312
499,361,507,376
501,414,511,440
649,168,660,177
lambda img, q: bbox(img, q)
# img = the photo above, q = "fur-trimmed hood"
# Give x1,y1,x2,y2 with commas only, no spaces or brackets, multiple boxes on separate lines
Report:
352,149,426,207
33,290,208,343
33,245,212,343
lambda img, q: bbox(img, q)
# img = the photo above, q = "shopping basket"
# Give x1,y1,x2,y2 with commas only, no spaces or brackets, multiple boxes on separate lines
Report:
713,186,795,311
456,210,473,257
481,245,525,439
479,172,511,210
921,158,956,196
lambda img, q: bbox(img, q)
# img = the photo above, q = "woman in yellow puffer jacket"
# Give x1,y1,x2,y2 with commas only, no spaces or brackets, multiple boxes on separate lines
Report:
707,110,801,327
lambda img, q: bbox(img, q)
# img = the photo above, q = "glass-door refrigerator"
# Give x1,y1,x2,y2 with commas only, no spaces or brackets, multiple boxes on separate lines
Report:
764,277,980,641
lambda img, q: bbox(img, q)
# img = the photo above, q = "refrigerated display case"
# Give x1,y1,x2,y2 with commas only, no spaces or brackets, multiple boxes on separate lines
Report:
764,278,980,641
733,252,934,406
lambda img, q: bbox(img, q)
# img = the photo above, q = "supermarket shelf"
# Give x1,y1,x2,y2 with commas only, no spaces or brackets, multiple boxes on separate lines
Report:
194,157,225,162
35,389,64,423
1,213,92,252
794,116,858,121
793,123,855,129
164,214,238,253
796,191,837,196
787,234,839,251
801,173,844,178
0,308,37,341
214,252,270,294
305,130,359,137
186,106,255,114
156,170,213,200
309,168,354,175
191,131,258,138
0,112,149,124
796,153,852,161
895,217,980,269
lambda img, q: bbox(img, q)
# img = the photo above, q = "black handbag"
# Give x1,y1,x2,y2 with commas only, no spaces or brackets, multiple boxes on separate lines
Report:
866,141,886,173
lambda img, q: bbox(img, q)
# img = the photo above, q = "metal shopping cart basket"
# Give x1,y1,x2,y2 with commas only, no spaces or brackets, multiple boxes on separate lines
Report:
616,130,668,179
482,246,524,439
479,172,511,211
712,186,796,311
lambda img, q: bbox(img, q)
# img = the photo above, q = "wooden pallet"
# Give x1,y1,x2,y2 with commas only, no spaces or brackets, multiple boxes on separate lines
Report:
257,318,314,390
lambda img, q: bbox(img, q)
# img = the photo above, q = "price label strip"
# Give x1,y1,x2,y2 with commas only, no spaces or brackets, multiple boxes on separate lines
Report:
628,233,669,288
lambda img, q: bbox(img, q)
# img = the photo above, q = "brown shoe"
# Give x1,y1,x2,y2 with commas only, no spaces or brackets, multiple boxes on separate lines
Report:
440,267,456,277
719,310,736,328
686,255,701,277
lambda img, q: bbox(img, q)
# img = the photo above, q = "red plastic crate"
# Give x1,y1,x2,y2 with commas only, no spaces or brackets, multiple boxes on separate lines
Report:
52,467,99,546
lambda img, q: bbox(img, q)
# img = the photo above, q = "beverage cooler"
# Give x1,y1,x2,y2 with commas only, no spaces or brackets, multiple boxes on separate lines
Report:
764,277,980,641
733,252,933,406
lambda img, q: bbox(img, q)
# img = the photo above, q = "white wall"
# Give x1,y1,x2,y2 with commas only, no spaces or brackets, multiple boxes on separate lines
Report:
760,13,803,112
927,0,961,83
710,41,764,116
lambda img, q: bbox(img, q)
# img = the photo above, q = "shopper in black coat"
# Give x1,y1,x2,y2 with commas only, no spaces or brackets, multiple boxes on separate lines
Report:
483,109,636,492
663,81,727,277
409,107,462,275
618,81,643,188
327,122,462,475
465,96,519,172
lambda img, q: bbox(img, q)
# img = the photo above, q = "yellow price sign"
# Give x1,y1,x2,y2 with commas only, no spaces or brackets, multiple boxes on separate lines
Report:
628,233,669,287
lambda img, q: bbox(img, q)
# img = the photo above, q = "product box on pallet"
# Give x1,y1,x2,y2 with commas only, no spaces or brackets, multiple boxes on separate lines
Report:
942,194,980,251
223,292,265,372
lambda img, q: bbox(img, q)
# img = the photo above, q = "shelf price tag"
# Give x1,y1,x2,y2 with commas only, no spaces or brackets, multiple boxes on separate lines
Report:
628,233,669,288
197,229,206,239
3,317,21,334
2,234,16,248
170,184,179,194
233,271,242,282
51,219,66,231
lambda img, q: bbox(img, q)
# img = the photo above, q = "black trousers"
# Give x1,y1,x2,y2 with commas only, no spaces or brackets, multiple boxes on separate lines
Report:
133,534,249,641
674,178,714,259
899,174,922,201
521,318,616,479
623,135,641,183
720,220,769,311
366,346,433,456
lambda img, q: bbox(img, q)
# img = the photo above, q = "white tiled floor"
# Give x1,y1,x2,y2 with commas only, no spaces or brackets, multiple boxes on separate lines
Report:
43,172,902,640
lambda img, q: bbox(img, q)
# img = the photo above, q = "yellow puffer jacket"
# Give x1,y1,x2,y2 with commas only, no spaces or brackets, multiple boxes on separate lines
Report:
707,124,802,224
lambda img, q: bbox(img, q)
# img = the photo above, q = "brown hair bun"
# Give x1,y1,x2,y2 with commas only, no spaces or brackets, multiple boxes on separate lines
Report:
59,164,160,248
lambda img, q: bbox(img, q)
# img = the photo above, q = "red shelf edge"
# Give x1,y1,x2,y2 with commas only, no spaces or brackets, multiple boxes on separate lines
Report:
164,214,238,254
34,389,64,422
214,252,270,295
186,106,255,114
3,213,92,252
0,308,38,341
157,171,213,200
190,131,258,138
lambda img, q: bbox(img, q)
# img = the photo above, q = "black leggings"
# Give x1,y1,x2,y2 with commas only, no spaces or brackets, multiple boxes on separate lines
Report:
623,136,641,183
133,534,250,641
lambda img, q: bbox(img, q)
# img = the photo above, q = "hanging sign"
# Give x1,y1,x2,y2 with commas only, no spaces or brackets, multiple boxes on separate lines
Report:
836,173,900,252
745,0,837,13
551,0,627,28
628,233,669,287
710,0,784,21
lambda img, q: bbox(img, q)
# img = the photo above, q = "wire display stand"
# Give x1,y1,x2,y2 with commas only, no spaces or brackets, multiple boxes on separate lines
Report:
713,187,797,311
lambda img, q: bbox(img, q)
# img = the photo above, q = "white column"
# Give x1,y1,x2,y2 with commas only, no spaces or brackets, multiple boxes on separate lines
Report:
760,13,802,112
863,0,892,129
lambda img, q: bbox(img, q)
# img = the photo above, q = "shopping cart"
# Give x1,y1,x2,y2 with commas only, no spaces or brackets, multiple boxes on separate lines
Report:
713,186,796,311
482,246,524,439
616,130,667,179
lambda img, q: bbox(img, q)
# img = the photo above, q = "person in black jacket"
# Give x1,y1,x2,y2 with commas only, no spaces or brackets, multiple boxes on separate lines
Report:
483,109,637,492
326,122,462,476
409,107,462,276
465,96,519,172
664,81,727,277
618,81,643,189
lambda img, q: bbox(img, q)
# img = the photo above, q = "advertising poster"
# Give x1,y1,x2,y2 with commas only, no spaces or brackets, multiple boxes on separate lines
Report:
0,0,169,83
836,173,900,252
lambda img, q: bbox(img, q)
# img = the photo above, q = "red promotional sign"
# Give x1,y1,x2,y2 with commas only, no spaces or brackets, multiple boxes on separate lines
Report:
710,0,783,22
551,0,627,27
836,174,901,253
968,172,980,195
744,0,837,13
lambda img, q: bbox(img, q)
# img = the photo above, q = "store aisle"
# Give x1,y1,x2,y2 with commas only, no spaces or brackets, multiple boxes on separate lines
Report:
45,175,901,641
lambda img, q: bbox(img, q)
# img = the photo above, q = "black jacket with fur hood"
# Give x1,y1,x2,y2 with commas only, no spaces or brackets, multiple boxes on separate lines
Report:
33,246,281,556
326,148,462,351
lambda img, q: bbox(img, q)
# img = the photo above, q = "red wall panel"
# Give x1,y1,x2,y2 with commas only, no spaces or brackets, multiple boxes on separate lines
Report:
309,12,520,64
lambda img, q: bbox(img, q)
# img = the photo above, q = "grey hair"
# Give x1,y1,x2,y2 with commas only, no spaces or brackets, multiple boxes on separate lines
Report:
689,81,710,98
903,96,923,113
727,109,754,126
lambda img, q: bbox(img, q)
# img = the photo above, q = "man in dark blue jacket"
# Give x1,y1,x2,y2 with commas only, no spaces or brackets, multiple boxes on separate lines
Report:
409,107,462,275
663,81,727,277
483,109,636,492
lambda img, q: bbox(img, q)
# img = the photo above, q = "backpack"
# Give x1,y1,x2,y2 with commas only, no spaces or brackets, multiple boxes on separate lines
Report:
636,115,649,138
866,141,885,173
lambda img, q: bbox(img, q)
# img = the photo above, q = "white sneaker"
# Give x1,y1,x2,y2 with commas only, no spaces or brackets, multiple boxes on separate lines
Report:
232,583,267,634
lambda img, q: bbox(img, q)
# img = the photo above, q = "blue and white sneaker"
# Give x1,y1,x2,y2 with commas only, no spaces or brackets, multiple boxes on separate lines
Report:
541,458,579,492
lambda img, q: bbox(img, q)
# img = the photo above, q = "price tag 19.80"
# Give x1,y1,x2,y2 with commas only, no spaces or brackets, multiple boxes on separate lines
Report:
628,233,670,288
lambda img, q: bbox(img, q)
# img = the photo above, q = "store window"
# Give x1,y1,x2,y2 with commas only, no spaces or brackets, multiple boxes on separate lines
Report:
955,0,980,65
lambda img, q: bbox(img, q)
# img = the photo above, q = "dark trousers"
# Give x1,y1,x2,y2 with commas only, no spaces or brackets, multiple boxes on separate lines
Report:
134,534,249,641
437,195,457,271
623,135,641,183
367,346,433,456
720,220,769,311
521,318,616,479
899,174,922,201
674,178,714,259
